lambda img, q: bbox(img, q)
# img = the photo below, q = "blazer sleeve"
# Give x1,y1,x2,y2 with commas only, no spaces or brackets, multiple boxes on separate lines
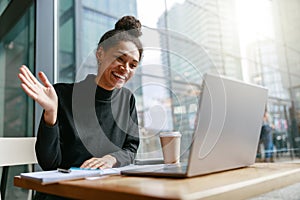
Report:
109,94,140,167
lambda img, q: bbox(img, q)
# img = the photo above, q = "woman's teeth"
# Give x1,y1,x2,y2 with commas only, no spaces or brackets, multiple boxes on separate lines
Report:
113,72,125,80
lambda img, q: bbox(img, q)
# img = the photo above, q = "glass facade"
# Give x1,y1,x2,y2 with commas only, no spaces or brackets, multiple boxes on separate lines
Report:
0,7,35,139
57,0,138,83
0,1,35,199
57,0,300,160
58,0,75,82
56,0,300,161
0,0,300,199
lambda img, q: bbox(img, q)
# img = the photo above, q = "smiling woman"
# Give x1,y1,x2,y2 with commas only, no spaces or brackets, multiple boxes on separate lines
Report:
94,16,143,90
96,41,140,90
18,15,143,200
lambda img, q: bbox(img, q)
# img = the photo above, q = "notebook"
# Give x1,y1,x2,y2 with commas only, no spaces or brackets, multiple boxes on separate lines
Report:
20,165,158,184
121,73,268,178
20,167,118,184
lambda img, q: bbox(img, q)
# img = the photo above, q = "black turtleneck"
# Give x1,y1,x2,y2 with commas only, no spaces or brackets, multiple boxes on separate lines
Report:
36,74,139,171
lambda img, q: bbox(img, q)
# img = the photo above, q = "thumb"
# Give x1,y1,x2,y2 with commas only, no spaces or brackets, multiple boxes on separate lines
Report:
38,71,52,87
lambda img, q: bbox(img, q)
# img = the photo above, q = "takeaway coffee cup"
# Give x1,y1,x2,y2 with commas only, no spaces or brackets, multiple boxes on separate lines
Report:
159,132,181,164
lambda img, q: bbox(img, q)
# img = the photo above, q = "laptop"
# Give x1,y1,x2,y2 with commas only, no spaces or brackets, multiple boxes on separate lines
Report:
121,73,268,178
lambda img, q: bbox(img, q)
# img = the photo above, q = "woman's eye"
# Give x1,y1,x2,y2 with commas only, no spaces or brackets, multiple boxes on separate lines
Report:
115,56,123,62
117,57,123,62
130,64,137,69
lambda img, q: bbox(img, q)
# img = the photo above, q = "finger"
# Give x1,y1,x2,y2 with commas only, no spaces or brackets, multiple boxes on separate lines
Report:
80,157,110,169
90,159,105,169
80,158,96,168
97,159,111,169
99,161,113,170
22,65,39,84
18,73,39,96
38,71,52,87
19,67,34,85
88,159,105,169
18,73,34,91
20,65,37,85
99,164,109,170
80,161,90,168
18,72,33,86
20,83,38,100
94,160,106,169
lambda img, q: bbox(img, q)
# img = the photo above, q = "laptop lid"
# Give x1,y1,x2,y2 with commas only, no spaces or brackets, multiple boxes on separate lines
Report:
122,73,268,178
187,73,268,177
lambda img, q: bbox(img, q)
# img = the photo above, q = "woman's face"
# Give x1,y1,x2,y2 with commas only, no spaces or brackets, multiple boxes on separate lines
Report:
96,41,140,90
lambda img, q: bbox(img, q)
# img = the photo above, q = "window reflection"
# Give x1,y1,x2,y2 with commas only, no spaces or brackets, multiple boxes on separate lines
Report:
57,0,300,161
0,3,35,199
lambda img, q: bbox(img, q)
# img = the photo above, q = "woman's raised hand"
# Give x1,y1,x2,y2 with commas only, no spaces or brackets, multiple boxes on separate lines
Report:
18,65,58,125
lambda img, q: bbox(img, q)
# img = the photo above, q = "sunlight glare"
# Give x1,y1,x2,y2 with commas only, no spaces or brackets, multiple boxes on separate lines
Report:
236,0,275,45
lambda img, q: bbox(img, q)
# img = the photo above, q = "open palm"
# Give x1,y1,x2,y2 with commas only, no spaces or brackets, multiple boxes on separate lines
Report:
18,65,58,125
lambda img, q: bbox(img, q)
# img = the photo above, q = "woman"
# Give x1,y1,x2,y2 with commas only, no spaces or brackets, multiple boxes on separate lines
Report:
18,16,143,172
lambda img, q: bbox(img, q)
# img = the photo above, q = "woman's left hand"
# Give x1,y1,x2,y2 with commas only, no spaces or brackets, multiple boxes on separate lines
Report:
80,155,117,169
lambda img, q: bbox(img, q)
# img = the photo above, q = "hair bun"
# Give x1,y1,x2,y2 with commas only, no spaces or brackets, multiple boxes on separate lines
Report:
115,16,142,37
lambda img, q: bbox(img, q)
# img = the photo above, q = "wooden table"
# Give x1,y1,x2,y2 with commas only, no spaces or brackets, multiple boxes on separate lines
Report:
14,162,300,200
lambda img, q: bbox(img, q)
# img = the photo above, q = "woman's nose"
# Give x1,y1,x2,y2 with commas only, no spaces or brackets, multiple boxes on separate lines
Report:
120,63,130,71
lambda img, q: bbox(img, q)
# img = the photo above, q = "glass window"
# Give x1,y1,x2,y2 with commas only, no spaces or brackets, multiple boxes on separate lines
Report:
286,47,300,75
0,0,10,16
0,8,35,138
55,0,300,162
0,2,35,199
58,0,75,82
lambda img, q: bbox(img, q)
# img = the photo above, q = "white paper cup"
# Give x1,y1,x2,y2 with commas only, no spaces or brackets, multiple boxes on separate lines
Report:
159,132,181,164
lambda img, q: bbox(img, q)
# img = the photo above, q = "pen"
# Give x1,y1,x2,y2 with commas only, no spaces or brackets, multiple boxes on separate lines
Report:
57,168,71,173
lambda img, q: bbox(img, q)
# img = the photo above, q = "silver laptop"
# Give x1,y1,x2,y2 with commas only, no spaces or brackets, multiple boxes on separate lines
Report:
121,73,268,178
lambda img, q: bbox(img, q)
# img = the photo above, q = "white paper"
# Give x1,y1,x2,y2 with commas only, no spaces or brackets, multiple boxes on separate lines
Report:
20,164,164,184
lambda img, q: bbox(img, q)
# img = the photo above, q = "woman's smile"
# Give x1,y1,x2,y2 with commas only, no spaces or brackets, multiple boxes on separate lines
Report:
112,71,127,81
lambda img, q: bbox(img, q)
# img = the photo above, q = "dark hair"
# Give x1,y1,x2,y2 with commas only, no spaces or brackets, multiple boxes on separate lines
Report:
98,16,143,61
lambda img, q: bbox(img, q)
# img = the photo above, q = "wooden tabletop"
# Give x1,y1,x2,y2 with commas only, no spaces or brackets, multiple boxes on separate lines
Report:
14,162,300,200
